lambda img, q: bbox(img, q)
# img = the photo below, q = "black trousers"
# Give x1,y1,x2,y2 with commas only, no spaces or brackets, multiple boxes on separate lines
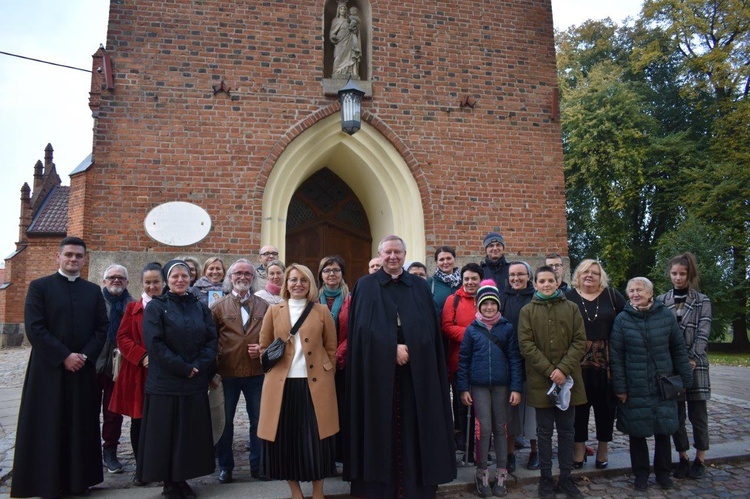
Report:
629,434,671,480
673,400,709,452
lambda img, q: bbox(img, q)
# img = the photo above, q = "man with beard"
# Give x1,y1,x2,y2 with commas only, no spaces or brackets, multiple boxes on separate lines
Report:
97,263,134,473
345,235,456,498
211,259,269,483
12,237,109,497
480,232,511,293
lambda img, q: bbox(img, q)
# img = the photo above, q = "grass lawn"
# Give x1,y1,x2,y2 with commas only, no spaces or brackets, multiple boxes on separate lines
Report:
709,352,750,367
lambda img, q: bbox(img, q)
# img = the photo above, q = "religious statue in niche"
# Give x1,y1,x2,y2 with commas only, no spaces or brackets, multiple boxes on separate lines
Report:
330,1,362,79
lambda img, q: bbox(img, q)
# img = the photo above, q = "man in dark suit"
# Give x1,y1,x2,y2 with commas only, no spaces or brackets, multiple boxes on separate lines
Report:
11,237,109,498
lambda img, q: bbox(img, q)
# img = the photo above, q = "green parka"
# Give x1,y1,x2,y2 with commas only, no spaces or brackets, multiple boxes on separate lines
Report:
518,293,587,409
610,300,692,438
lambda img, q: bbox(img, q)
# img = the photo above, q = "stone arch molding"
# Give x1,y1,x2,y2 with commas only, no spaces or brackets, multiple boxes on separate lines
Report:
262,114,426,262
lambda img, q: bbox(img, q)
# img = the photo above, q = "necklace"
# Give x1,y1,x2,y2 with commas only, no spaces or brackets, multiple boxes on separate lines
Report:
578,292,599,322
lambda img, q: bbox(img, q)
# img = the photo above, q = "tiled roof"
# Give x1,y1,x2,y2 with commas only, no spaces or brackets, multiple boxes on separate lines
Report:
27,186,69,235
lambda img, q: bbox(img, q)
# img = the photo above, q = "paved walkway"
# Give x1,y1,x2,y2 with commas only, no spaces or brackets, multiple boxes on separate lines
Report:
1,346,749,498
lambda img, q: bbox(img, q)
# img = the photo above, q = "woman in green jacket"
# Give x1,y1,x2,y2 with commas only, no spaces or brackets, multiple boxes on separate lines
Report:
610,277,692,492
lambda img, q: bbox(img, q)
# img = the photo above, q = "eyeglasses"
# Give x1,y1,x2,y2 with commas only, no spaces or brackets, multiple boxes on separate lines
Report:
548,264,563,269
287,277,310,284
106,276,127,282
322,268,342,275
232,272,254,277
261,252,279,257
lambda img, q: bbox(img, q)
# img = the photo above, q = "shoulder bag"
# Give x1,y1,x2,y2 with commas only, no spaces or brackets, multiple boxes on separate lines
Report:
261,302,314,373
635,322,684,401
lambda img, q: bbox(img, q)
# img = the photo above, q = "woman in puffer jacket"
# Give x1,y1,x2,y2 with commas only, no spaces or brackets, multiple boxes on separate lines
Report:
611,277,692,492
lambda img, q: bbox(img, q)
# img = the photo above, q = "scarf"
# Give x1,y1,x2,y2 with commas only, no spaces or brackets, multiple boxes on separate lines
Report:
534,289,561,301
141,292,154,306
475,310,502,329
320,287,344,329
265,281,282,296
434,267,461,288
103,288,132,341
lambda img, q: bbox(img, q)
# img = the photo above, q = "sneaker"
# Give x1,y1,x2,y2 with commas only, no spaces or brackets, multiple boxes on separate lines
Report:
673,456,690,478
538,476,556,499
507,453,516,473
656,475,674,489
556,475,583,498
102,447,123,474
475,468,492,497
689,458,706,479
493,468,508,497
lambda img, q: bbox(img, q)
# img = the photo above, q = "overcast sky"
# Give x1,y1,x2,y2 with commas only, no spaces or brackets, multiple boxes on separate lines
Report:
0,0,643,263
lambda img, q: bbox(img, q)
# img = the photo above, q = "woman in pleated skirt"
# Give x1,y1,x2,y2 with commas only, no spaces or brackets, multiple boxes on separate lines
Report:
258,264,339,499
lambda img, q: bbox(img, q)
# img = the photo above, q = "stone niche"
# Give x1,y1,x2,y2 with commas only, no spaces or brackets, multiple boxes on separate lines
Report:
322,0,372,97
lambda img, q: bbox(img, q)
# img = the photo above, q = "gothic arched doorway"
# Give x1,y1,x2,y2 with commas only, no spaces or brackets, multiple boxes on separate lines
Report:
286,168,372,285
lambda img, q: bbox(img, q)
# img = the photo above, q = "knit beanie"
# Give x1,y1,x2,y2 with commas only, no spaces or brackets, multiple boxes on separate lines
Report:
483,231,505,249
476,279,501,308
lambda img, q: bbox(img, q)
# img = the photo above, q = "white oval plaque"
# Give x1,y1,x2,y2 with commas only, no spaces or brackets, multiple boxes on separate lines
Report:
144,201,211,246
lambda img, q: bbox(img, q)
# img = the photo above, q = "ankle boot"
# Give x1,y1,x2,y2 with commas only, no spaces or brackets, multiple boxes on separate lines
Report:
103,446,123,473
475,468,492,497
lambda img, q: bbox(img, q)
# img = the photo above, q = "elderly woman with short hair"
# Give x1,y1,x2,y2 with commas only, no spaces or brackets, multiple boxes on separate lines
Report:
610,277,692,491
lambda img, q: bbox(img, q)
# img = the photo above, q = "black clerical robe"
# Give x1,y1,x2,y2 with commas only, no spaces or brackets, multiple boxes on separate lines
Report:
11,272,108,498
344,268,456,497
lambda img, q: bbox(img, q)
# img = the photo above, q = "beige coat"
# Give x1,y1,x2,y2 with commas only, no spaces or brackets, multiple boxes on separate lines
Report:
257,302,339,441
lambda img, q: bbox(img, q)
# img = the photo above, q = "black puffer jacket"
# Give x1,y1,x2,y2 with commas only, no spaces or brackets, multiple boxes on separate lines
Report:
143,292,218,396
610,300,692,438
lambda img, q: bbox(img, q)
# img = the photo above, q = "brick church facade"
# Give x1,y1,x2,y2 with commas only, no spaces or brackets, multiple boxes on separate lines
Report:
1,0,567,345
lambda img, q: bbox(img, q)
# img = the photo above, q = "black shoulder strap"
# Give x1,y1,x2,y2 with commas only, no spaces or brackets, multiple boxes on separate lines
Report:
452,293,461,325
290,302,314,337
477,327,506,356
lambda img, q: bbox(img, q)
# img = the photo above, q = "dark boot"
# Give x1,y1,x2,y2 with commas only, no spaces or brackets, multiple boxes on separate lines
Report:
102,446,123,474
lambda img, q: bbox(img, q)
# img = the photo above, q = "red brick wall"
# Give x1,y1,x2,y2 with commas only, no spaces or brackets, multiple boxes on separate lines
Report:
83,0,566,258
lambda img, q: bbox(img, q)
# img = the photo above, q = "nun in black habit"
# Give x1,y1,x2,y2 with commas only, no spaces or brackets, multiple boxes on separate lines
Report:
344,235,456,498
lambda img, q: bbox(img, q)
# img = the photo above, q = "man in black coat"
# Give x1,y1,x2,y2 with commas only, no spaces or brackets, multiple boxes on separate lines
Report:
11,237,109,498
344,235,456,498
480,231,511,293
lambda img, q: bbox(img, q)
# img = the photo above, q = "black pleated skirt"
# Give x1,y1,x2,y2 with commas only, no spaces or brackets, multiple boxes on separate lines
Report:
136,392,215,483
261,378,337,482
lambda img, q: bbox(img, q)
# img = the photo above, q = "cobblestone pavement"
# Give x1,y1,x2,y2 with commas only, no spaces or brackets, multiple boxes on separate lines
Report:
2,345,750,498
444,459,750,498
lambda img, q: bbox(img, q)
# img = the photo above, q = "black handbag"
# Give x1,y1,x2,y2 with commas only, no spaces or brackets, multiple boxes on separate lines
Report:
261,302,314,373
636,323,685,401
656,373,685,401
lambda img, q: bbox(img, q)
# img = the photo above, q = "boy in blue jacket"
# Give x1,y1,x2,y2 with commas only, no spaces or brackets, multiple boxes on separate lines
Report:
459,280,523,497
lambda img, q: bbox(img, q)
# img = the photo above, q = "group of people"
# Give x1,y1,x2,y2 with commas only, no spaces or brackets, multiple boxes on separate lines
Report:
11,234,712,499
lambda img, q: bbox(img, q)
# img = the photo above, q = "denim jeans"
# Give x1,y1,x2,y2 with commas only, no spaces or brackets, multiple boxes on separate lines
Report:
216,375,264,472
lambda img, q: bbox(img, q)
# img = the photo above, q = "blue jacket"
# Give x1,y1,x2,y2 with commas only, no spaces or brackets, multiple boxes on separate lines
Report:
457,318,523,393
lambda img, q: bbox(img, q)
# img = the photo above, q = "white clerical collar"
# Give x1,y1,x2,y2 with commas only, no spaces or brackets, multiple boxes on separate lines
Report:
58,269,80,282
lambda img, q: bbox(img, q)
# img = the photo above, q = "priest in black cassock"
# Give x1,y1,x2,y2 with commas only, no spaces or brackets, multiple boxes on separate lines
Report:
344,235,456,498
11,237,109,498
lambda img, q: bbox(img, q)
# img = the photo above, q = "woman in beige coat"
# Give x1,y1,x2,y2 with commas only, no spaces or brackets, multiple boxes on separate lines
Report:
258,263,339,499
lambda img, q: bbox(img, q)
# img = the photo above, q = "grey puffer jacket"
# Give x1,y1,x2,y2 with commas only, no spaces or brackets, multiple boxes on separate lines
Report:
610,300,692,438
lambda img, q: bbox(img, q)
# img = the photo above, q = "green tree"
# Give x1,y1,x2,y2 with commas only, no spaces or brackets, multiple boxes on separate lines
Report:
643,0,750,349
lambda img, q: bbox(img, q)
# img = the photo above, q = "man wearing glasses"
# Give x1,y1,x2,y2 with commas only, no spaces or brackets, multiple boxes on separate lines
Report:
97,263,135,473
255,245,279,287
545,253,569,292
211,259,269,483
